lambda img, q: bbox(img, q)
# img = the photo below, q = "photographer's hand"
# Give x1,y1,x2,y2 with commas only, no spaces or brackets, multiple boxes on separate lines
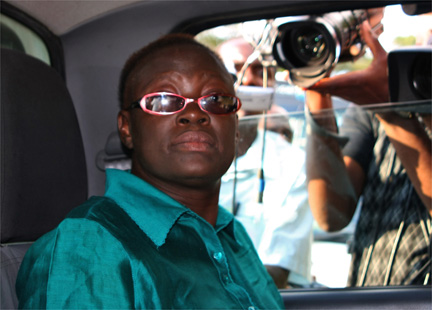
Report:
308,21,389,105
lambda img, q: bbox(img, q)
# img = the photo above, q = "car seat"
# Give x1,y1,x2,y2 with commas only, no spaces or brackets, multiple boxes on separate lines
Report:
0,48,88,309
96,130,131,171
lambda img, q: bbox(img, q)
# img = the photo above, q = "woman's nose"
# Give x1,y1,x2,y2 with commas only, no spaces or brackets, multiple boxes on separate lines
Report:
176,101,210,125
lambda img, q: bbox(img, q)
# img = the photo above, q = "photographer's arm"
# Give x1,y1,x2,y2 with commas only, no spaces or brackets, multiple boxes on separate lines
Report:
305,91,361,231
375,113,432,216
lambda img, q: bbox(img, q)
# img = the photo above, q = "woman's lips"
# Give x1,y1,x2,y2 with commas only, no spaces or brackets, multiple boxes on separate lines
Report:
172,131,215,152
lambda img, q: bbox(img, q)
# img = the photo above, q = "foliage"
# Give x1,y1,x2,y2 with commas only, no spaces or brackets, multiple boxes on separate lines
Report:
393,35,417,46
196,34,227,51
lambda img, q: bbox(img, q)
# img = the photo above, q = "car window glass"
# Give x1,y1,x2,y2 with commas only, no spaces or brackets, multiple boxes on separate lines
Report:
196,4,431,289
1,13,50,65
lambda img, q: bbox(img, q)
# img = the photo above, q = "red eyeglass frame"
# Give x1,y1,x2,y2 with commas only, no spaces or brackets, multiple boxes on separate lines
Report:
127,92,242,115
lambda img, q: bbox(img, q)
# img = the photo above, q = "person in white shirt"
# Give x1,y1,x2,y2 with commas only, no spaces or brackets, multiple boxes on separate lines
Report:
217,37,313,288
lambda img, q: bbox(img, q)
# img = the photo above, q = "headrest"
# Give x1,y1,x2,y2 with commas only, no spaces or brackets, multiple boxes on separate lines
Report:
1,48,88,243
96,131,131,171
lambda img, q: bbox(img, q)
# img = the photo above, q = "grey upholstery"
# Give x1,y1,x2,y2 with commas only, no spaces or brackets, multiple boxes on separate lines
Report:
96,131,131,171
1,244,30,310
1,48,88,309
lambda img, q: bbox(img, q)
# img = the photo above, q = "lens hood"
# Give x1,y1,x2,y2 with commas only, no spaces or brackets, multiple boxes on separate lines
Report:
273,10,366,88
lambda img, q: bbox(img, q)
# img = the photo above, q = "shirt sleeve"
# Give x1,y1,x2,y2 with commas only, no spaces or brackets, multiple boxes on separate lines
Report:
16,218,134,309
339,105,376,172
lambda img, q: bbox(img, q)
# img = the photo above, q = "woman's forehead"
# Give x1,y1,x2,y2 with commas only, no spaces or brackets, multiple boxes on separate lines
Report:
136,47,230,82
148,45,224,71
126,44,232,100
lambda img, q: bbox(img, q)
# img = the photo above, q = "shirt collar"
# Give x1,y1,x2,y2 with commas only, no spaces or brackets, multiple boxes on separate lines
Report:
104,169,236,247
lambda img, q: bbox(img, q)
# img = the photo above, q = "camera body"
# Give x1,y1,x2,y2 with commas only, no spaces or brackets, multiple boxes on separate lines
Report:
388,46,432,102
273,10,367,88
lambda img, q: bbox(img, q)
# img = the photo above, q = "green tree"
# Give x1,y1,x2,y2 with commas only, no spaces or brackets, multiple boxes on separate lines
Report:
393,35,416,47
196,34,226,50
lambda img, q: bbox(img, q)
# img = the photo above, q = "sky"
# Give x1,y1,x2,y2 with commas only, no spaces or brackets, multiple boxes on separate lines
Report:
380,4,432,50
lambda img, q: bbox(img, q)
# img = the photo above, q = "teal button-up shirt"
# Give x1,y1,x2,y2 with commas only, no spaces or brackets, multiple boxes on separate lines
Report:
16,169,283,309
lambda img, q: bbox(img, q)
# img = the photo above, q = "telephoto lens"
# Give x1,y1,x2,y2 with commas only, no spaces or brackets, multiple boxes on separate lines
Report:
273,9,367,88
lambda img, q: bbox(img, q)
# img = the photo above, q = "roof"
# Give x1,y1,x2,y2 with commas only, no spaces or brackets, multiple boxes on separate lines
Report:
4,0,140,35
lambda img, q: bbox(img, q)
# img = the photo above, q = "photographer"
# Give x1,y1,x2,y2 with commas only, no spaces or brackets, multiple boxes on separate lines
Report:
305,18,431,286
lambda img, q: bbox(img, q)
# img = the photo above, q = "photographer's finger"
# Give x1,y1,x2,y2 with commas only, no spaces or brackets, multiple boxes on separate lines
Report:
367,7,385,36
360,21,387,58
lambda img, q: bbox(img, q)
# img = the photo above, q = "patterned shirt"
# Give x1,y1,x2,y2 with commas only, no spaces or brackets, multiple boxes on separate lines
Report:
16,169,283,309
340,107,431,286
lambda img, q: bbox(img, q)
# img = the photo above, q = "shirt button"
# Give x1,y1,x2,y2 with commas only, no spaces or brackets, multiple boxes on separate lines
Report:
248,307,256,310
213,252,223,261
223,274,230,282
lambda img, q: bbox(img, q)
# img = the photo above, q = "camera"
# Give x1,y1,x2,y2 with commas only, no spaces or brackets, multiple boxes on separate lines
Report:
388,46,432,102
272,10,368,88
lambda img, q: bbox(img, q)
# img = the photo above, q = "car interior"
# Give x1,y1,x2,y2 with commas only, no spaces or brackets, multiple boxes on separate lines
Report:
1,0,431,309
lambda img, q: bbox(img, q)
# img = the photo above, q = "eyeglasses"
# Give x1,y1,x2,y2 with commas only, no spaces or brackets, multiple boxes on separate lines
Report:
127,92,241,115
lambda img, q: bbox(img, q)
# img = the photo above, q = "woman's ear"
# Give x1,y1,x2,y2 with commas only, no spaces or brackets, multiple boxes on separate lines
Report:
117,111,134,150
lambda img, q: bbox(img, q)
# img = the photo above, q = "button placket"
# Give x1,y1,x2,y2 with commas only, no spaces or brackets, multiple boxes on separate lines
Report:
211,251,231,284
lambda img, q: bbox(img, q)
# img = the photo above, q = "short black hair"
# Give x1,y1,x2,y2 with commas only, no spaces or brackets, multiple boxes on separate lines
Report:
118,33,226,109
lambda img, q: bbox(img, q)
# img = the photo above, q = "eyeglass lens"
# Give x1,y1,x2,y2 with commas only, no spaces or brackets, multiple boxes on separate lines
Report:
145,95,184,113
201,95,238,114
